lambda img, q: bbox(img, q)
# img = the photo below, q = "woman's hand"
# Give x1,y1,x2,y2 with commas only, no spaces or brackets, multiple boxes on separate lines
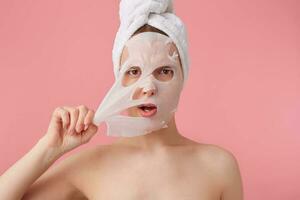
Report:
42,105,98,156
0,105,98,200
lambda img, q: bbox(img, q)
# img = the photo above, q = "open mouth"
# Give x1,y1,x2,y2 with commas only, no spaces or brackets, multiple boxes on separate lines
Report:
137,103,157,117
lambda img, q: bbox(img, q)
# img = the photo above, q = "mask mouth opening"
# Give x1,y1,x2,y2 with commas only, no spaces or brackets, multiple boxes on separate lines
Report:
137,103,157,111
119,103,158,118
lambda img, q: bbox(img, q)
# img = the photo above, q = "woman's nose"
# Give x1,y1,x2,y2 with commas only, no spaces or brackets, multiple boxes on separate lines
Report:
141,80,157,96
132,80,157,100
142,87,156,97
132,86,157,100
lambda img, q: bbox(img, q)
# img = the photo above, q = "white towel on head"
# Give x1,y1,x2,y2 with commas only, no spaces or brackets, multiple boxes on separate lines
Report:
112,0,190,85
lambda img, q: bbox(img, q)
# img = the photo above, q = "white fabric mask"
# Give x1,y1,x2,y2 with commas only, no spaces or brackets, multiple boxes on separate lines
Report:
93,32,183,137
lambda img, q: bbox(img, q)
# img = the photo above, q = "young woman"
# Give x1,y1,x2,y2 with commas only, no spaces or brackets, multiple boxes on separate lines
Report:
0,1,243,200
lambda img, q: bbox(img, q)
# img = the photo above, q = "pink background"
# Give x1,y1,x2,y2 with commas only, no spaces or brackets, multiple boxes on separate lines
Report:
0,0,299,199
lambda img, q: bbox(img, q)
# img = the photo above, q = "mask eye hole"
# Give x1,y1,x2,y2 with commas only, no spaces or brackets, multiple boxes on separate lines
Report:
153,66,174,82
122,66,141,86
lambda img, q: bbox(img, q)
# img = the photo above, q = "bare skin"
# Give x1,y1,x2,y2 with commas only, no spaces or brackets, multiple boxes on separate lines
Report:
65,117,244,200
0,39,243,200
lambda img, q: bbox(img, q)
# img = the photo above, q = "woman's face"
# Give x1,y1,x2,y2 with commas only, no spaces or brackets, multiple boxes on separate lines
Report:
119,32,183,118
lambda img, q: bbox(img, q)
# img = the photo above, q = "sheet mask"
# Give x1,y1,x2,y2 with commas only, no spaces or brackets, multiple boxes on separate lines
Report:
93,32,184,137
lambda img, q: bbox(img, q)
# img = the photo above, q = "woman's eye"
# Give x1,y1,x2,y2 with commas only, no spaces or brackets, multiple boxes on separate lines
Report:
129,69,138,75
161,68,172,75
122,67,141,87
126,67,141,76
153,66,174,81
160,67,173,75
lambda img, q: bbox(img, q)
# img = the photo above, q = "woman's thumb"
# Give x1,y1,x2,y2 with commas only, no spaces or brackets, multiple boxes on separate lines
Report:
81,124,98,143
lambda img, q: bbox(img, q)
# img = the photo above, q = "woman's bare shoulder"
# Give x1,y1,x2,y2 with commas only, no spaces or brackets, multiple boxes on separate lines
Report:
192,142,239,165
22,146,111,200
195,143,236,157
193,142,242,181
59,144,115,169
196,143,243,197
59,143,131,176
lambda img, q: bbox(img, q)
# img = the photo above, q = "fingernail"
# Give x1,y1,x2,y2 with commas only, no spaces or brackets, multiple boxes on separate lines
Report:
84,124,88,131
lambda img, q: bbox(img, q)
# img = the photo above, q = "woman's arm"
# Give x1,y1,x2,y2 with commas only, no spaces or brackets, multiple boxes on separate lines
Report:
219,150,244,200
0,105,98,200
0,136,62,200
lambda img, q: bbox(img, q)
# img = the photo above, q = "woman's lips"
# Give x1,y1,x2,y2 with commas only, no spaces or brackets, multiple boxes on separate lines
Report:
137,103,157,117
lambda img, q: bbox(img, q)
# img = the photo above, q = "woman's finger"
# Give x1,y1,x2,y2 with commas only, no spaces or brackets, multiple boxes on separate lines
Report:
81,123,98,143
83,109,95,131
52,107,70,129
63,106,79,134
76,105,88,133
59,107,70,129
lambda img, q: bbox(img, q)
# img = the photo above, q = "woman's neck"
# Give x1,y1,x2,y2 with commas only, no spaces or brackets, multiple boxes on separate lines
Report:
112,116,187,150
